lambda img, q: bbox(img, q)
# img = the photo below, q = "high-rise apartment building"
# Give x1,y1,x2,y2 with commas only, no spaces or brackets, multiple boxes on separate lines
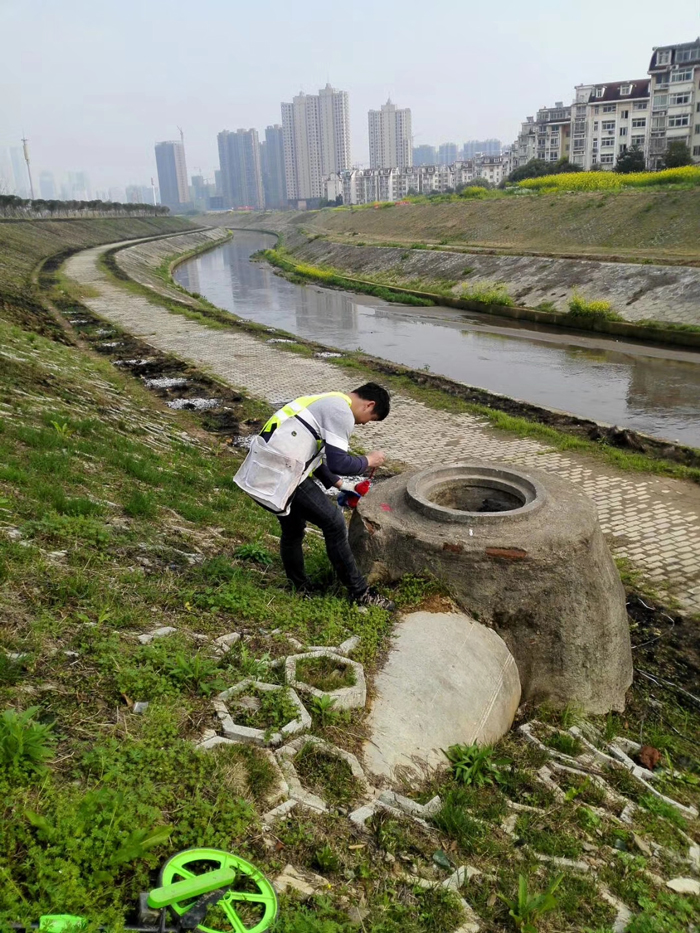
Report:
155,140,189,210
217,129,264,209
647,38,700,168
261,125,287,208
368,99,412,168
281,84,351,203
126,184,156,205
571,80,650,170
437,142,459,165
413,144,437,166
39,171,56,200
9,147,30,197
462,139,501,159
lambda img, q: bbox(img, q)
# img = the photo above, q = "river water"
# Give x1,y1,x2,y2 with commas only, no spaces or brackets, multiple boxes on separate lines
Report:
174,232,700,448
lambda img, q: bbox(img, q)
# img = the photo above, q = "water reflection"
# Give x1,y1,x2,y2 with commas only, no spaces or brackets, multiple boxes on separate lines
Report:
174,233,700,447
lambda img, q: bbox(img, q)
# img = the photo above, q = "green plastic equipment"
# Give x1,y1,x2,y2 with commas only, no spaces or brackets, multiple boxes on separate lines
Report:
21,848,278,933
152,847,278,933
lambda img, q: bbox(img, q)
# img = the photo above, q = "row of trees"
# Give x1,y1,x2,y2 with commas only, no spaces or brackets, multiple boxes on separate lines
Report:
506,141,695,182
0,195,170,219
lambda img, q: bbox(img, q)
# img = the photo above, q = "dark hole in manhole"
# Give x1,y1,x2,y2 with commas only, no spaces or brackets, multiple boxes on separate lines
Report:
430,481,526,513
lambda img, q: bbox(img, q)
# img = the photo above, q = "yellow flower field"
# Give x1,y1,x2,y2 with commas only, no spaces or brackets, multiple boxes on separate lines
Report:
518,165,700,191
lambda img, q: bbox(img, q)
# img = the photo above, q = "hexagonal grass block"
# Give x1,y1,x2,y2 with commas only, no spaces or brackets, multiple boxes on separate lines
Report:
193,736,289,807
215,679,311,748
285,650,366,710
276,736,372,813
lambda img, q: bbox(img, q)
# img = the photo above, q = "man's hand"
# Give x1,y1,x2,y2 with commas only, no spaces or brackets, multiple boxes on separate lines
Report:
366,450,386,469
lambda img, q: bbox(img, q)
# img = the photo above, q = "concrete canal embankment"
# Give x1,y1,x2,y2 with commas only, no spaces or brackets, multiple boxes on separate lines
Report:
291,237,700,330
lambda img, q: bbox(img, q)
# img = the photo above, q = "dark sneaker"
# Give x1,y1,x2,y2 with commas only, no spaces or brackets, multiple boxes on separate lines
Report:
354,587,396,612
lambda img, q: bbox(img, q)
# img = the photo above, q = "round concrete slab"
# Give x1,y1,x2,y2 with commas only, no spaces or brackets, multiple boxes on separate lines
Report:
363,611,521,780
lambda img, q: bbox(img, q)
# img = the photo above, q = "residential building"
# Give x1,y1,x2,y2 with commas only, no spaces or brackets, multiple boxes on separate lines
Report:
190,174,212,211
261,125,287,208
217,128,264,210
413,144,437,166
324,161,479,205
368,98,412,168
155,140,189,210
513,117,537,168
281,84,351,205
463,139,501,159
126,184,155,205
473,154,505,186
39,171,55,199
438,142,459,164
0,149,12,194
571,80,650,170
10,146,30,197
59,171,91,202
648,38,700,168
534,102,571,163
501,146,515,179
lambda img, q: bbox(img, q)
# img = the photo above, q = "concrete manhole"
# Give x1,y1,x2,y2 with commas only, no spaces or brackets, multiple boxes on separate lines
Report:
406,464,544,523
350,461,633,714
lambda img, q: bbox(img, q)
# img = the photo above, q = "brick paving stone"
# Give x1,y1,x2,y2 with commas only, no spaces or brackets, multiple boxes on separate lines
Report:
65,236,700,615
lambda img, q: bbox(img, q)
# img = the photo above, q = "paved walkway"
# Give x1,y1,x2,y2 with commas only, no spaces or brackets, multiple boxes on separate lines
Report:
66,237,700,615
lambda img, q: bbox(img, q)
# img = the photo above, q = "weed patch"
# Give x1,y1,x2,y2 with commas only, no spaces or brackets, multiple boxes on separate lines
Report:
294,742,364,808
296,655,356,691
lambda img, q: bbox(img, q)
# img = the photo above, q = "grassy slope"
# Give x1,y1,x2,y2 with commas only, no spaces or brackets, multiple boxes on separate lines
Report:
0,226,697,930
0,216,195,293
301,189,700,262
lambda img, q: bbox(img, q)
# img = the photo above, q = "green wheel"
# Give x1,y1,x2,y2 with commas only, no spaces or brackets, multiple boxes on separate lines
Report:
158,847,278,933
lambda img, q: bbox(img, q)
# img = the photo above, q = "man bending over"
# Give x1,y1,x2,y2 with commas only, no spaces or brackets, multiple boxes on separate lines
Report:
234,383,394,610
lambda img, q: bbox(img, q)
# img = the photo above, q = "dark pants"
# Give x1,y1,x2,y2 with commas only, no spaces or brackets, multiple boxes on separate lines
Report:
278,478,367,597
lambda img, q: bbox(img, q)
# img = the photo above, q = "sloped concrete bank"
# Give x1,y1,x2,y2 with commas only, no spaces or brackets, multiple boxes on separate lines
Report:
292,238,700,332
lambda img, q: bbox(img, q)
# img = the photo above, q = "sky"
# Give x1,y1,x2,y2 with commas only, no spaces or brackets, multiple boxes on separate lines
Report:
1,0,699,191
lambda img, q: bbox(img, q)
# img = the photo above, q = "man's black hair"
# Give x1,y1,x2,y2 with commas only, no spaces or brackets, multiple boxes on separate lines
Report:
353,382,391,420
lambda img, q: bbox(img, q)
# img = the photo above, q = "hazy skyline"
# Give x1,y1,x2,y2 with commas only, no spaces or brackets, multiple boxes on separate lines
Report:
2,0,699,190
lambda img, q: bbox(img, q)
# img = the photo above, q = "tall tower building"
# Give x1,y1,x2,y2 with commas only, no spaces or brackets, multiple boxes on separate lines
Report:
39,171,56,199
154,140,189,211
438,142,459,165
413,144,437,166
217,128,264,209
463,139,501,159
368,99,412,168
281,84,351,203
10,147,30,197
261,125,287,209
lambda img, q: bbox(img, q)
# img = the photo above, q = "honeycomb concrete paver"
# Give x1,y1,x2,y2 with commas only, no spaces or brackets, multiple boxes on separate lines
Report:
65,237,700,614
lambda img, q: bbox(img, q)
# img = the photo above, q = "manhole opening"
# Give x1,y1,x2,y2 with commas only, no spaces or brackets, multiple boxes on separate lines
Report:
429,480,527,514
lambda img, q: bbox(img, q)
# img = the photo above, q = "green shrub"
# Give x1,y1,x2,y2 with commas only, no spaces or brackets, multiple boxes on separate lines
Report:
567,293,623,322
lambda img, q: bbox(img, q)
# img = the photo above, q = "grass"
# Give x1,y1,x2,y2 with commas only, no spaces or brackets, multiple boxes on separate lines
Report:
293,742,364,808
296,188,700,264
296,655,357,691
459,281,514,307
228,686,301,735
263,248,435,306
0,325,696,929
